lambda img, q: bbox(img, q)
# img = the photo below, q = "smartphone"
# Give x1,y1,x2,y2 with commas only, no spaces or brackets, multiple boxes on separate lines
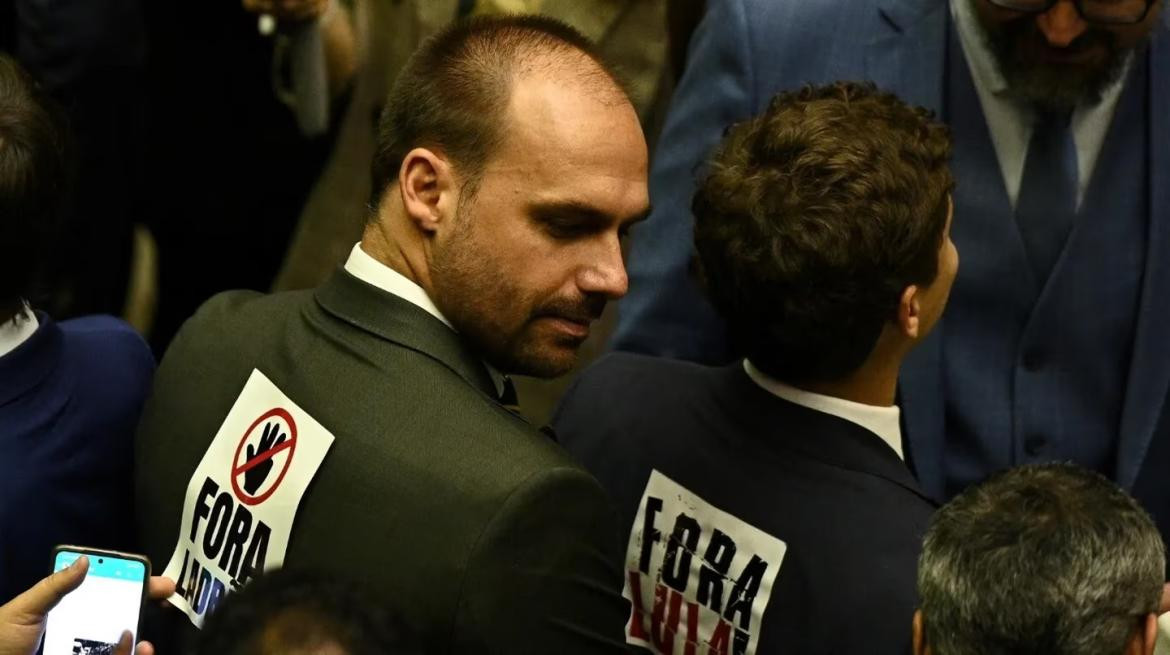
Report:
42,546,150,655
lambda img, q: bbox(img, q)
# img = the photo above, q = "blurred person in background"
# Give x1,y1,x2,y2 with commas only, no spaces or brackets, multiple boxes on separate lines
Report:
0,54,154,606
916,463,1164,655
192,569,415,655
141,0,358,354
1,0,147,320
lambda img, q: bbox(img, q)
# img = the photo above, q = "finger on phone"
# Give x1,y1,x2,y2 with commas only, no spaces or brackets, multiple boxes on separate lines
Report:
10,556,89,618
148,576,176,602
112,630,133,655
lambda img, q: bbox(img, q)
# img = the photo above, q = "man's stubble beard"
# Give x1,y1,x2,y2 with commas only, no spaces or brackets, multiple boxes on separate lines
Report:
429,209,581,380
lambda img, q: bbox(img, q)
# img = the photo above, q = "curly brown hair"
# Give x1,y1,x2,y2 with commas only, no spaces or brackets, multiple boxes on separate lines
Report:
694,81,953,383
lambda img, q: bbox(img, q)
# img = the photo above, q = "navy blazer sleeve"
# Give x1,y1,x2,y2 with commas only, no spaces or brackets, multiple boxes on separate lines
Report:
610,0,756,364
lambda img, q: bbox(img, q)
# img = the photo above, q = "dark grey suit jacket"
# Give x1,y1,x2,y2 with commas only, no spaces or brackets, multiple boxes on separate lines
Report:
135,269,628,653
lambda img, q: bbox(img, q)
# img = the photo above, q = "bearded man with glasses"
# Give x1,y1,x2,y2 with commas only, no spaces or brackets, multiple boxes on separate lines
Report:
973,0,1159,109
609,0,1170,581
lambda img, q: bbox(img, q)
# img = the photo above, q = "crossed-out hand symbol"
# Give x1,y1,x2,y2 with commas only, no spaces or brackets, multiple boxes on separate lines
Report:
243,422,287,495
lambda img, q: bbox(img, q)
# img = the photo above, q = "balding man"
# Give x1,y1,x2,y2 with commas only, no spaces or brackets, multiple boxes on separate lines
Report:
135,15,649,654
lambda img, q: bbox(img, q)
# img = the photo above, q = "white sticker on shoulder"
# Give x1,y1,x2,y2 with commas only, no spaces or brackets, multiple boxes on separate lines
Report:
623,470,787,655
160,369,335,628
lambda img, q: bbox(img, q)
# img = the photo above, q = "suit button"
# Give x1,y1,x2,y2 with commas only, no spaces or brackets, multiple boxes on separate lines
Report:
1022,350,1044,371
1025,435,1046,456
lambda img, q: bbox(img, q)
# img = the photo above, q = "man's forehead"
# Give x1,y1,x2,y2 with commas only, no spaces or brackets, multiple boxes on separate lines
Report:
478,74,644,173
503,65,632,139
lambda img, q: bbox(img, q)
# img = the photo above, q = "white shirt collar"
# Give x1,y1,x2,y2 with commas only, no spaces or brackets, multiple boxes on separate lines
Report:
344,242,453,329
0,304,40,359
743,360,905,461
343,243,507,397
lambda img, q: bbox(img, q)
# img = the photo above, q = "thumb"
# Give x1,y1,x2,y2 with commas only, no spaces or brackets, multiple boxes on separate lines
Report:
112,630,133,655
2,556,88,624
1159,582,1170,614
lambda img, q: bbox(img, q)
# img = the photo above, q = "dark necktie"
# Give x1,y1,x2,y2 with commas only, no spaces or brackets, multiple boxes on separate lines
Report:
1015,110,1078,288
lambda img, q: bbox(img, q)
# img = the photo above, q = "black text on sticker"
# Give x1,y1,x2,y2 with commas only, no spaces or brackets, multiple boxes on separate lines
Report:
175,477,272,618
629,496,771,655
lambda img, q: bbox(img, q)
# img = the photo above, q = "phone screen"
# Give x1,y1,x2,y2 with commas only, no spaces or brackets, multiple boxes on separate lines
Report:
42,550,147,655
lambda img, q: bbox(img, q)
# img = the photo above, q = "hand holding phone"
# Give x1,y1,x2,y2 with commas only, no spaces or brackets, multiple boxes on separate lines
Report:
0,555,89,655
40,548,153,655
0,549,175,655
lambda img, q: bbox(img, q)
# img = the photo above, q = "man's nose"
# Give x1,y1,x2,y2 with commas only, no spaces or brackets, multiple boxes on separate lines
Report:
1036,0,1090,48
578,238,629,301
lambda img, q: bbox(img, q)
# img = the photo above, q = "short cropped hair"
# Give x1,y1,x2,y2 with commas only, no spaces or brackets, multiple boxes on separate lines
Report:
193,569,416,655
919,463,1165,655
0,54,69,324
369,14,622,213
693,81,953,383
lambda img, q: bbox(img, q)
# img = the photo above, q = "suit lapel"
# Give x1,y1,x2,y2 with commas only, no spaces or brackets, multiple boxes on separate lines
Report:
1116,28,1170,489
313,269,499,400
866,0,949,499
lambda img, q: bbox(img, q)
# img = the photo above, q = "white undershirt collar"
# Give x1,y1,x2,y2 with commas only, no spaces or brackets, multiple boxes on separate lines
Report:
743,360,905,461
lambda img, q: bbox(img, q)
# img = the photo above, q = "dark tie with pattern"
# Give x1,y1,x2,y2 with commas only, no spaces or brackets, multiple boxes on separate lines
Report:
1015,110,1078,288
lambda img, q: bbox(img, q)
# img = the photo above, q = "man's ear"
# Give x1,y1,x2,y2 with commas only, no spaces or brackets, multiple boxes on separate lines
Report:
913,610,930,655
898,285,923,340
1128,612,1158,655
397,147,457,234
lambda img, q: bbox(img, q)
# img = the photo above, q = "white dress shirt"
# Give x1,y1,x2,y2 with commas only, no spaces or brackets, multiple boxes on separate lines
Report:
0,305,39,359
343,243,506,396
951,0,1130,208
743,360,905,461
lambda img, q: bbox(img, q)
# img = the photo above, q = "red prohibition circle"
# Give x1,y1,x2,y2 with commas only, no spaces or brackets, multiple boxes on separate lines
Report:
231,408,298,506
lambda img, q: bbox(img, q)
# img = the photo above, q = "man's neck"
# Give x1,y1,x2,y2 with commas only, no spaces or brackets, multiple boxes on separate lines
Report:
360,226,427,289
796,359,900,407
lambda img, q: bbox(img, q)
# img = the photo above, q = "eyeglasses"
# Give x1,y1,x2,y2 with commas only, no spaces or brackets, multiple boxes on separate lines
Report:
985,0,1158,25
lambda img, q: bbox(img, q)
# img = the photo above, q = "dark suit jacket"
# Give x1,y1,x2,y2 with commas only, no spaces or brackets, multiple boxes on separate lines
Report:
135,270,628,654
0,314,153,604
554,353,937,655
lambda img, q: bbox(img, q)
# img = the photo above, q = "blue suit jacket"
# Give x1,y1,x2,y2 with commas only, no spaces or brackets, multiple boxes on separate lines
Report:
614,0,1170,532
0,315,154,603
